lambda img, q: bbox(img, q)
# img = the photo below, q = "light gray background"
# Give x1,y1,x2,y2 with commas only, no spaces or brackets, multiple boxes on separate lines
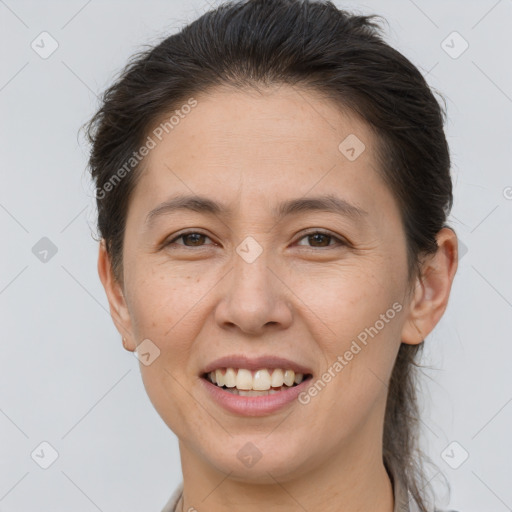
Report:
1,0,511,511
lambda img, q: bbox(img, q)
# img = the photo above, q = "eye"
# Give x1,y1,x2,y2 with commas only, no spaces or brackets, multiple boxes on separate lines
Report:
165,231,214,248
164,229,346,250
295,230,346,249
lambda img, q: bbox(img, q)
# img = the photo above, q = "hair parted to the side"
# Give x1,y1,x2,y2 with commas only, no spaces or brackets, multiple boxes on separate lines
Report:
83,1,453,509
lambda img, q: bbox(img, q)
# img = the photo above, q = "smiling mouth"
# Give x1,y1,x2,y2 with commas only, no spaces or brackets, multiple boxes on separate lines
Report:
201,368,313,396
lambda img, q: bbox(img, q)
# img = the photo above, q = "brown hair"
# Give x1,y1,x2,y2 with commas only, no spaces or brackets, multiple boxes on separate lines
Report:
83,1,454,509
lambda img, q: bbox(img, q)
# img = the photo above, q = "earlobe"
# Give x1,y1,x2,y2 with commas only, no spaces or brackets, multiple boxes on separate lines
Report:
400,228,458,346
97,239,135,351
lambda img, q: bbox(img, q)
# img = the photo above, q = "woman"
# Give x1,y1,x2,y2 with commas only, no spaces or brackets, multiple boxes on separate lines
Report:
84,1,459,511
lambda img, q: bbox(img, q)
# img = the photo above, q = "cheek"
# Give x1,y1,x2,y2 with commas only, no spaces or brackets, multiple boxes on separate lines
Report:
126,260,212,340
124,265,216,434
291,260,404,408
288,259,404,344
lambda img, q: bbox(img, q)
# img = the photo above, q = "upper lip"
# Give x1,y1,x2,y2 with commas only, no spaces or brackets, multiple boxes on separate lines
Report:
201,354,313,376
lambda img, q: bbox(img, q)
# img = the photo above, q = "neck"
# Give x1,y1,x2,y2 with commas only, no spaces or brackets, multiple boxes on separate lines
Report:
177,429,395,512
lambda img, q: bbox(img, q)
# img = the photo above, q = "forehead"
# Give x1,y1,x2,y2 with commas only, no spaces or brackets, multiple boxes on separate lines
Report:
149,84,371,162
129,84,396,226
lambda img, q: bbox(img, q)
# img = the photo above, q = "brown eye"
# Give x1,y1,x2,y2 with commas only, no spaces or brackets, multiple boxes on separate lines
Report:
296,231,345,248
305,233,331,247
166,232,213,248
182,233,207,246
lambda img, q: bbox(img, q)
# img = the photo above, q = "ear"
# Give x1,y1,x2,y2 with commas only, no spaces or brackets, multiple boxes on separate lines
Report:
401,227,458,345
97,239,136,352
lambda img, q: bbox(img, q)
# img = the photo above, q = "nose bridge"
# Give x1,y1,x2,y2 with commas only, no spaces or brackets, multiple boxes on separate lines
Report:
232,236,275,305
214,234,292,334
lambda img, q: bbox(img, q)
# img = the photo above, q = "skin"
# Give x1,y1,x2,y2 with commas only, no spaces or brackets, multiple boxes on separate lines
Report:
98,84,458,512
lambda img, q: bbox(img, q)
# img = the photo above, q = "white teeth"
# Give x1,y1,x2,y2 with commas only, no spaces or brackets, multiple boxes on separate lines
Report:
224,368,237,388
253,369,271,390
236,369,253,390
271,368,284,387
215,369,224,387
207,368,307,390
283,370,295,387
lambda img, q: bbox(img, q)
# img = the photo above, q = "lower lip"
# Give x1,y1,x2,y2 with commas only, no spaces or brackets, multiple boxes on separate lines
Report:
200,375,312,416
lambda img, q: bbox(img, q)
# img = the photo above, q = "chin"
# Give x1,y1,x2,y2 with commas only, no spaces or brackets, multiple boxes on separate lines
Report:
203,437,311,483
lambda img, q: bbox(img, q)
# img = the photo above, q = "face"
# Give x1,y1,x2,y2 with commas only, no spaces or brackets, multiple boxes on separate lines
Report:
100,84,441,484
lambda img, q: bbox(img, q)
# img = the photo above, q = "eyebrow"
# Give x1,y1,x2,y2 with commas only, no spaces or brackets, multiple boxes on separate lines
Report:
144,193,368,228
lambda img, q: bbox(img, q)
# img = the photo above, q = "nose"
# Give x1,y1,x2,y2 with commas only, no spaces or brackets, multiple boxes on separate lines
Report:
214,248,293,336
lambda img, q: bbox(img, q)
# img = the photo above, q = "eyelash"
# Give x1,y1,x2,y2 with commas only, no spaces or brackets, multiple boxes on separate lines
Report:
164,229,347,250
